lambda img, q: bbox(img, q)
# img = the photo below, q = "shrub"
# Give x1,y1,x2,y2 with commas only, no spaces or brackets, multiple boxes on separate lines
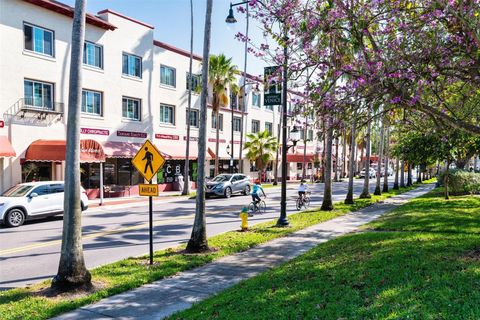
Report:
438,169,480,195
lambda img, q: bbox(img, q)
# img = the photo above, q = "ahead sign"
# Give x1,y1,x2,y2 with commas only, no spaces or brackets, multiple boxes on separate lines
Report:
139,184,159,196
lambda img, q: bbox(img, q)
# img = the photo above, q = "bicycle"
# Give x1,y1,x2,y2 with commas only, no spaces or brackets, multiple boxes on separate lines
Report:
248,196,266,215
296,191,311,210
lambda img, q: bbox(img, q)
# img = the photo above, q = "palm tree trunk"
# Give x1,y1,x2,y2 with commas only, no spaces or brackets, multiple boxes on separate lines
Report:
400,159,406,187
393,157,400,189
321,117,333,211
186,0,212,253
345,117,356,204
382,126,389,192
334,136,339,182
214,110,220,177
360,108,372,199
182,0,194,196
341,129,347,178
52,0,91,291
358,141,364,173
407,162,413,186
444,160,450,200
374,118,384,195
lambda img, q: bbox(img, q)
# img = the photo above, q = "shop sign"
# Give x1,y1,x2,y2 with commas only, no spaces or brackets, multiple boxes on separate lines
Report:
0,120,4,128
139,184,158,196
156,133,180,140
81,127,109,136
183,136,198,141
117,130,147,138
208,138,226,143
131,140,165,182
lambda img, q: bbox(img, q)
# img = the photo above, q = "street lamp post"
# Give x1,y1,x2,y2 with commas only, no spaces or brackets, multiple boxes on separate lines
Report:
226,144,233,173
226,1,294,226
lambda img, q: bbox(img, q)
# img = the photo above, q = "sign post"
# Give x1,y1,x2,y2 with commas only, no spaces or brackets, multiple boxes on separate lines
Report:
132,140,165,265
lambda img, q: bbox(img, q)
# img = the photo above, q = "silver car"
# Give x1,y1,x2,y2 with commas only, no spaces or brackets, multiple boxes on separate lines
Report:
205,174,251,198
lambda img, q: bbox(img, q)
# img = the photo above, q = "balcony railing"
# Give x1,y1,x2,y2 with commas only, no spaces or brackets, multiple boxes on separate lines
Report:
22,98,64,114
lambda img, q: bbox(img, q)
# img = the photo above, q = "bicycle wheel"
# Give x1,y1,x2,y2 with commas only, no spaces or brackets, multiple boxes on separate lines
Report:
258,200,266,214
304,197,310,208
296,198,302,210
247,202,256,213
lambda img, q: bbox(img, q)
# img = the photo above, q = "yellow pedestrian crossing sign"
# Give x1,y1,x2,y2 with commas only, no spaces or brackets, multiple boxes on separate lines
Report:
132,140,165,182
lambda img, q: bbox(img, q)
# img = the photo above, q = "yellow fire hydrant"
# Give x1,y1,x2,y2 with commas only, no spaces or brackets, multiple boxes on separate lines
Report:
240,206,249,231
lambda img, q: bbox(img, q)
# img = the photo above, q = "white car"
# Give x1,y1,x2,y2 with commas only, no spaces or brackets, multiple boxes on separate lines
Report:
0,181,89,227
359,168,376,178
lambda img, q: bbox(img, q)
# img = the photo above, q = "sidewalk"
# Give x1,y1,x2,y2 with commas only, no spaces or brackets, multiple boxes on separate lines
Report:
54,184,435,320
88,190,185,209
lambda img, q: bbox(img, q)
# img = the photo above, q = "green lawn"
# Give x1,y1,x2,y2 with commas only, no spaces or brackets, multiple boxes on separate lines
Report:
0,183,426,320
170,186,480,320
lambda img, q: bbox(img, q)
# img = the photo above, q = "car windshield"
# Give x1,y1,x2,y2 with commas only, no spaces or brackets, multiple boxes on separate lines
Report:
2,185,34,197
212,175,232,182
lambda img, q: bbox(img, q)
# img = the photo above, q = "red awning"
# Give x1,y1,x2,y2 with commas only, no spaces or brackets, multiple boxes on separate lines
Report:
103,141,170,159
25,139,105,162
0,136,16,157
207,146,230,159
287,153,316,163
361,155,379,162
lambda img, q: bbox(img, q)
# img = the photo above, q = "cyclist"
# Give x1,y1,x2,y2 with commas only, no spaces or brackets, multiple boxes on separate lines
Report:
251,179,266,209
298,179,309,201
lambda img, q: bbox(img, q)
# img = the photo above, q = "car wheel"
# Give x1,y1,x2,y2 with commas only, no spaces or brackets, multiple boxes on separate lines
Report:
243,185,250,195
224,187,232,198
81,201,85,211
5,208,25,227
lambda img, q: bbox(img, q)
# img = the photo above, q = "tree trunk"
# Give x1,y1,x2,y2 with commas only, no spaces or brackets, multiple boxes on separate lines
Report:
214,110,220,177
416,165,422,183
334,136,339,182
182,0,194,196
186,0,212,253
393,157,400,189
320,129,326,183
360,108,372,199
400,159,406,188
341,129,347,178
407,163,413,186
445,160,450,200
345,117,356,204
374,118,384,195
52,0,91,291
358,141,364,174
302,121,307,180
382,126,389,192
321,117,334,210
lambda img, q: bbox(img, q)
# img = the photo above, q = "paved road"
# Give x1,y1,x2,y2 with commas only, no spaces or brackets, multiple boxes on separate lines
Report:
0,178,393,290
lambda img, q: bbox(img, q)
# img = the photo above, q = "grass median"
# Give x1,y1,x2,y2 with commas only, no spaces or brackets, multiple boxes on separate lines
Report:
0,182,428,320
170,186,480,320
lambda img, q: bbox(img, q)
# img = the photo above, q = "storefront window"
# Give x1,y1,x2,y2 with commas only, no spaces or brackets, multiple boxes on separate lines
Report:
80,163,100,189
22,161,51,182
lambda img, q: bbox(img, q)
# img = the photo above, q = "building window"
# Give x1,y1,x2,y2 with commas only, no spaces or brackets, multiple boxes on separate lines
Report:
265,104,273,111
230,91,238,110
308,129,314,141
82,90,102,116
24,23,54,57
122,53,142,78
233,117,242,132
122,97,141,121
24,79,53,110
187,109,199,127
186,73,201,90
160,65,176,87
83,41,102,68
265,122,273,135
251,120,260,133
300,129,305,140
252,93,261,108
212,113,223,131
160,104,175,125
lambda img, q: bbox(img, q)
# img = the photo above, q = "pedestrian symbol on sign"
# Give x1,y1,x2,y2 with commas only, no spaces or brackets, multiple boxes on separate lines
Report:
143,147,154,174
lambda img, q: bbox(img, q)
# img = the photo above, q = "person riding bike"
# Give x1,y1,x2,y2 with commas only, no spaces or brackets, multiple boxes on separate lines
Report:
251,179,266,208
298,179,309,201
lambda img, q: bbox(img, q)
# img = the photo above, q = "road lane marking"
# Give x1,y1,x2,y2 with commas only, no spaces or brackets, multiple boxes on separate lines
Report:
0,204,256,257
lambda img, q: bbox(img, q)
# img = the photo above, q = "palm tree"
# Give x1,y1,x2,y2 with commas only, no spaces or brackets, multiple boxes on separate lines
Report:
393,156,400,189
182,0,194,196
321,116,334,211
345,112,357,204
185,0,212,253
374,118,385,195
208,54,239,177
382,125,390,192
244,130,278,181
52,0,91,291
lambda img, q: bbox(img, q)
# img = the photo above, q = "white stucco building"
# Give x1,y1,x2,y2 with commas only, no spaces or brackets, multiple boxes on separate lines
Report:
0,0,326,197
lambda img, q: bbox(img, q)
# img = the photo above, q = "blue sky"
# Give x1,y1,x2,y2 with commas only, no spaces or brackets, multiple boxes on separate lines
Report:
62,0,267,76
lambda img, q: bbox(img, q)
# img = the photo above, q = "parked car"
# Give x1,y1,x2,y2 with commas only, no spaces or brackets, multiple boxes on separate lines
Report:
0,181,89,227
205,174,250,198
359,168,376,178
